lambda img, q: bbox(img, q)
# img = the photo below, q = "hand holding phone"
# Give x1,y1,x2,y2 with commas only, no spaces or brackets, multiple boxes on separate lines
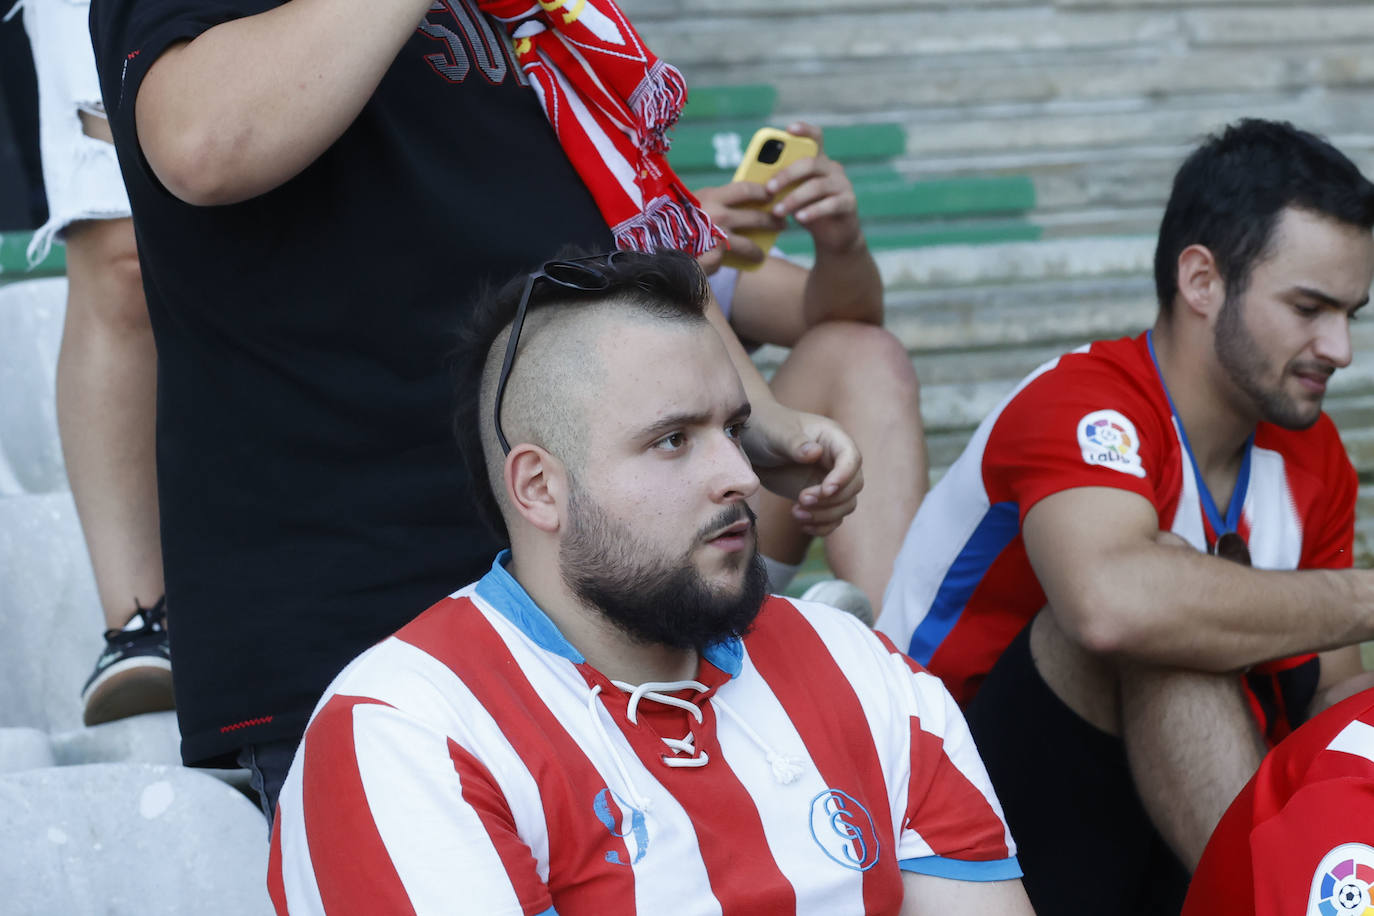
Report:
718,127,819,271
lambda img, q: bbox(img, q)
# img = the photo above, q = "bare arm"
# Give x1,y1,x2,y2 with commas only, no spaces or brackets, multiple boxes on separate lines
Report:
704,294,862,536
900,871,1035,916
134,0,436,205
1022,486,1374,671
694,122,882,347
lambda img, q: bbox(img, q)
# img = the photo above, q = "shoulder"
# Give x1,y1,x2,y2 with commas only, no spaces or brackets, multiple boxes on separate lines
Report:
1255,412,1354,479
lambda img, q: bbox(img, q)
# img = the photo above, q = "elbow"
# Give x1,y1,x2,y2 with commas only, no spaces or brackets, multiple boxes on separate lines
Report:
146,125,254,207
1052,587,1140,658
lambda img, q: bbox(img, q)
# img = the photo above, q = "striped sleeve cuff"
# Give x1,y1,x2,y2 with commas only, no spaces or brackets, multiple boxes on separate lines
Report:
898,855,1023,882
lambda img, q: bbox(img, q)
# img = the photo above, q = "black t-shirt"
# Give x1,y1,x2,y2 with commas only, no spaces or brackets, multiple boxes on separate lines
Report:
91,0,613,765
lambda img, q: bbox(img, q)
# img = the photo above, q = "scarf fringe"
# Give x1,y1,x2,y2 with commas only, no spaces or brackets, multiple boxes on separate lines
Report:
628,60,687,155
613,192,723,256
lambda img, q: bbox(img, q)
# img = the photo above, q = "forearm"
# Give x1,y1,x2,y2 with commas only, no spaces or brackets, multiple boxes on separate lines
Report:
706,293,779,409
1061,544,1374,671
801,238,883,326
135,0,435,205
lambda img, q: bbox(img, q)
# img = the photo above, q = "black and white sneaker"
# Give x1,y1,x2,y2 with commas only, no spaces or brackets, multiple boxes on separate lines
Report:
80,596,174,727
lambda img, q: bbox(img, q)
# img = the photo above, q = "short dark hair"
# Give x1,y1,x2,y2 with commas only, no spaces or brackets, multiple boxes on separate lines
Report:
1154,119,1374,314
450,247,711,543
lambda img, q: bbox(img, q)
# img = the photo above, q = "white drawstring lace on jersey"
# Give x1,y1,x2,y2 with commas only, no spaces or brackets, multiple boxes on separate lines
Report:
584,678,806,813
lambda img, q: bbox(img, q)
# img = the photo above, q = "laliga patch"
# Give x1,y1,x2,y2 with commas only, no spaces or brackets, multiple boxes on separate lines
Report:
1077,410,1146,479
1308,843,1374,915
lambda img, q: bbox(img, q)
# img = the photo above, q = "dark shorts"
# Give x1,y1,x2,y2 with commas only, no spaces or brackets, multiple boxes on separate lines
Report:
237,737,300,829
964,624,1190,916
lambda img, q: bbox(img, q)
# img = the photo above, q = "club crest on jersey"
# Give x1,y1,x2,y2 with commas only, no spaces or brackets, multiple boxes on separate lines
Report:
1308,843,1374,915
594,787,649,866
1077,409,1146,479
809,789,881,871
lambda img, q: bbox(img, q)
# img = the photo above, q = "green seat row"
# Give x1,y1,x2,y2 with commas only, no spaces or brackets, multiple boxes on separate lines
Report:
0,233,64,278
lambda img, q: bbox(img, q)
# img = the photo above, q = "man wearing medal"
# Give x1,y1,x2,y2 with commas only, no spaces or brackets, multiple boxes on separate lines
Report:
878,119,1374,913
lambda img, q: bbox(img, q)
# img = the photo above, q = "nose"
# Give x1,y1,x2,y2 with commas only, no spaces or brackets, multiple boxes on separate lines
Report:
709,430,760,504
1314,312,1354,368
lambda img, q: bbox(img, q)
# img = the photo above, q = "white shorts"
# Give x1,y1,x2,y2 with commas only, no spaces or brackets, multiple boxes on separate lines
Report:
16,0,131,265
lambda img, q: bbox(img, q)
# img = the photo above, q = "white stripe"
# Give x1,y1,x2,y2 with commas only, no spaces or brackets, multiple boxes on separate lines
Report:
879,352,1068,639
713,644,864,913
1243,445,1304,570
1165,417,1207,549
342,637,554,887
277,756,327,916
794,602,1015,859
352,701,527,916
1327,719,1374,764
542,50,640,204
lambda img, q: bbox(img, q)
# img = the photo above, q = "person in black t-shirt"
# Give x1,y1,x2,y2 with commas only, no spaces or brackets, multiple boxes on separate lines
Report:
89,0,863,819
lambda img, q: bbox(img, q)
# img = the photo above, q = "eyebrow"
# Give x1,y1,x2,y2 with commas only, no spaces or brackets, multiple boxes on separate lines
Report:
1291,285,1370,311
635,400,752,442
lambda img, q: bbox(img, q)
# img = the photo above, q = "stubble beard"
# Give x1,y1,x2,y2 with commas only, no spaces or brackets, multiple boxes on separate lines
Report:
1214,292,1323,431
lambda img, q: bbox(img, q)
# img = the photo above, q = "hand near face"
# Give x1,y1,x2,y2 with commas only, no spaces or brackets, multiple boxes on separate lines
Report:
741,400,863,537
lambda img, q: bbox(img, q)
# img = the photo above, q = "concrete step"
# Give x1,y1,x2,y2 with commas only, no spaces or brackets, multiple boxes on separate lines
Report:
663,45,1374,120
872,235,1154,292
0,763,273,916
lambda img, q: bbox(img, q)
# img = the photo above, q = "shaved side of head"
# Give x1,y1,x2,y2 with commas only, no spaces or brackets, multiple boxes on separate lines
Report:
451,249,713,543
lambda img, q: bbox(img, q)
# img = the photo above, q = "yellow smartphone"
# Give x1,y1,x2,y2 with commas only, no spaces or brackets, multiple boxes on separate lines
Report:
721,127,819,271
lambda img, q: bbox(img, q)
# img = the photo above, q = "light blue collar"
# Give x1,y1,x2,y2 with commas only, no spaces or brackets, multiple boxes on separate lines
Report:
473,551,744,677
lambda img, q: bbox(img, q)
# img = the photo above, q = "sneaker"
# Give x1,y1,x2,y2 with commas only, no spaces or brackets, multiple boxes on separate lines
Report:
80,596,174,727
800,579,876,627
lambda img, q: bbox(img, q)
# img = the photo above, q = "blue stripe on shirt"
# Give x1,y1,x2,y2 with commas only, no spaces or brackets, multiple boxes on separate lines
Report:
899,855,1023,882
907,501,1019,663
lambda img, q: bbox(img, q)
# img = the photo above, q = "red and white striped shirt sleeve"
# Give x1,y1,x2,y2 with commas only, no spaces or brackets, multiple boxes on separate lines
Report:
269,686,554,916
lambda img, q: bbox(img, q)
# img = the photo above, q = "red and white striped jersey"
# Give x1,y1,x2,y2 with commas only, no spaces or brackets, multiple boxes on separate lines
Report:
879,332,1356,710
268,555,1019,915
1184,688,1374,916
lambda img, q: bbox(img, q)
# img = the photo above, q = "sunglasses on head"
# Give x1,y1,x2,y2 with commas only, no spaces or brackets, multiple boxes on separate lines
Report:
493,252,625,455
1210,531,1251,567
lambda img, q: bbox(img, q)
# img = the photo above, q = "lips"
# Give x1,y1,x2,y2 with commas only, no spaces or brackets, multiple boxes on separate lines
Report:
1292,367,1333,394
708,519,753,543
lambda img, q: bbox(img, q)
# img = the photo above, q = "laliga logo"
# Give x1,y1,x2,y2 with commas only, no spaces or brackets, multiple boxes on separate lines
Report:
809,789,881,871
1308,844,1374,916
1077,409,1146,479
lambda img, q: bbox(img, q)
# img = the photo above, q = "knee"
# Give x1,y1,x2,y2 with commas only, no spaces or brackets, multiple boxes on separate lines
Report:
793,321,920,402
66,220,149,333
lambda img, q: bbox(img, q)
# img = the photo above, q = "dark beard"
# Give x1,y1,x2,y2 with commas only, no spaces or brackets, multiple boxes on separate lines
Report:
559,494,768,654
1215,292,1321,430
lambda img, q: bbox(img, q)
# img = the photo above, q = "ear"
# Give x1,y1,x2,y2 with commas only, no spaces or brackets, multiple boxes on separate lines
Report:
1176,244,1225,321
504,444,565,534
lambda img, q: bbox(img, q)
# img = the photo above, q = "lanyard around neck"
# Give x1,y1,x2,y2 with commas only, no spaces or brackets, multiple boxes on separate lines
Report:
1146,331,1253,537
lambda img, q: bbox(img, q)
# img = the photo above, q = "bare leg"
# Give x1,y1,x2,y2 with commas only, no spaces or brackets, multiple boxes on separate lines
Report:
754,320,925,608
1119,664,1265,869
1031,608,1264,871
57,113,163,629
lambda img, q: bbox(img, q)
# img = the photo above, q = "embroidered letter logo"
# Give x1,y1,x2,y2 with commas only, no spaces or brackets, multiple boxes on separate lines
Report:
809,789,881,871
594,788,649,866
1308,843,1374,915
1077,409,1146,479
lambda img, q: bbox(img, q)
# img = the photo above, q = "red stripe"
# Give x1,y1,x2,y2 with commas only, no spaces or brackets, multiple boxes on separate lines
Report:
586,667,797,914
301,695,417,915
905,722,1011,860
745,598,905,914
397,597,638,916
447,738,554,915
267,811,287,914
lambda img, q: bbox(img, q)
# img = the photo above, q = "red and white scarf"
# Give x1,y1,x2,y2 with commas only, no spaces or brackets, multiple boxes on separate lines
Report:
479,0,722,255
